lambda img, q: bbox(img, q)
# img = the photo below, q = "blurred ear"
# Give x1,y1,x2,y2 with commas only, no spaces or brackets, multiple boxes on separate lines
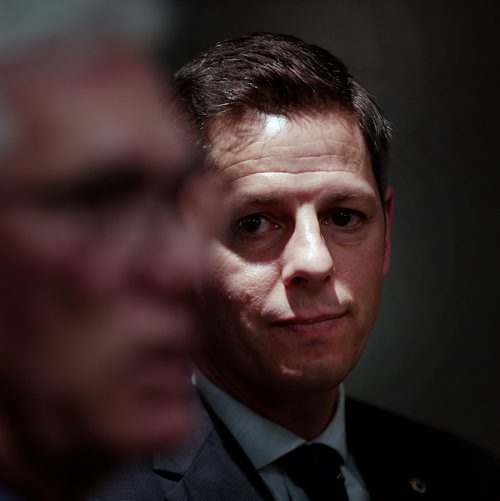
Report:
383,186,393,275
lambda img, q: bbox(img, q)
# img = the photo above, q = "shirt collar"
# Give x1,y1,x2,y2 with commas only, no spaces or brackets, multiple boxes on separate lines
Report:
194,370,348,470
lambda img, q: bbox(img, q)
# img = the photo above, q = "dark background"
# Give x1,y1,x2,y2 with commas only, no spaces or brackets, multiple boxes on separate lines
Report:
166,0,500,457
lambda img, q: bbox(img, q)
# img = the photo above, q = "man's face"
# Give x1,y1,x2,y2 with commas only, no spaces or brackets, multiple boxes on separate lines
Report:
0,48,202,455
199,113,392,403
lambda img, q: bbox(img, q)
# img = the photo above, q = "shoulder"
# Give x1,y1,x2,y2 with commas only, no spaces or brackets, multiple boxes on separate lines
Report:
346,396,499,463
88,400,217,501
90,397,271,501
88,460,163,501
346,397,500,500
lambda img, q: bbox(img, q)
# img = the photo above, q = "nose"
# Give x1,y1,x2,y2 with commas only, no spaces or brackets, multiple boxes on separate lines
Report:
281,208,334,288
74,197,203,297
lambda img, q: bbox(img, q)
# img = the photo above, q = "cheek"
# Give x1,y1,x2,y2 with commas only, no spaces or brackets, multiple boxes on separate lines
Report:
334,231,386,279
0,225,113,351
333,239,385,308
207,246,278,322
0,240,123,411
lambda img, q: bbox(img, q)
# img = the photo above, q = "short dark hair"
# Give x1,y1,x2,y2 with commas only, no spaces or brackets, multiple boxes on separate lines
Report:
174,32,391,200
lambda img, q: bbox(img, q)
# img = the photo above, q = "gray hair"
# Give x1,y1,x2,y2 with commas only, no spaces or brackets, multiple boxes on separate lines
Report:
0,0,173,60
0,0,175,158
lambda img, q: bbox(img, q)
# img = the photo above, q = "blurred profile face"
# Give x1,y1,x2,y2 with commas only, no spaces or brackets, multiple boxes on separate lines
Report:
198,112,392,404
0,47,202,456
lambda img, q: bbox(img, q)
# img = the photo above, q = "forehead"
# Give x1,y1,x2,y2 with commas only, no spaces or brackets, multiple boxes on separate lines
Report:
0,47,188,184
209,112,373,186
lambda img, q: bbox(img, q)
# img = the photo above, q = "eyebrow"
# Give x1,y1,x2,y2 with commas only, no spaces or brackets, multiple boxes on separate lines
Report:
231,195,281,207
230,189,376,207
325,190,377,202
229,190,377,210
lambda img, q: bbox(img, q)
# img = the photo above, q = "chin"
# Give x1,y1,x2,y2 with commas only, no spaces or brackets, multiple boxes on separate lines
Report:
89,398,195,457
273,355,357,395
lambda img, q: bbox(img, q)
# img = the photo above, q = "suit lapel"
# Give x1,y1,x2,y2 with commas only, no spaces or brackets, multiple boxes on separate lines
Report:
153,396,273,500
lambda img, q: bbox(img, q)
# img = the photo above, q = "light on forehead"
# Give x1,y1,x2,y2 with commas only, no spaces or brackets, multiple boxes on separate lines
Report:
262,114,288,136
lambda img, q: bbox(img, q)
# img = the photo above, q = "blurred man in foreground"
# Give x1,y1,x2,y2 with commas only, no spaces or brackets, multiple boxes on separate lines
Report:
101,33,499,500
0,1,205,499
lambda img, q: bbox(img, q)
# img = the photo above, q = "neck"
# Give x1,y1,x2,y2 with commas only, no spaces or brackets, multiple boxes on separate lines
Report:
199,366,339,440
246,388,339,440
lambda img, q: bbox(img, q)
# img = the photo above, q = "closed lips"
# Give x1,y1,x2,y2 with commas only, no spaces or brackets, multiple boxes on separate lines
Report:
272,312,346,326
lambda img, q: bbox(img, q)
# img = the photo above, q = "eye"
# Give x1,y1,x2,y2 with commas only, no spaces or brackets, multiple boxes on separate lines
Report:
236,214,271,234
326,208,364,229
234,214,277,236
36,168,146,211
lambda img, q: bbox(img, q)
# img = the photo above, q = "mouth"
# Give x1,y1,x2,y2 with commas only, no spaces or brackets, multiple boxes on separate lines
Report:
120,311,198,396
270,312,347,336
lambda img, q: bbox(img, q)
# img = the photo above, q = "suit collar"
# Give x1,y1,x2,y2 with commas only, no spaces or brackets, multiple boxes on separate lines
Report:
153,394,409,500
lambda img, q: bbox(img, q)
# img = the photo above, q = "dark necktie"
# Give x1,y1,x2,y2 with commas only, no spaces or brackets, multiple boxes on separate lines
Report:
279,443,349,500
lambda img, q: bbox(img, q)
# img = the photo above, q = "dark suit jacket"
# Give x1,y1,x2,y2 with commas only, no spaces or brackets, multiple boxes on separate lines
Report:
92,396,500,500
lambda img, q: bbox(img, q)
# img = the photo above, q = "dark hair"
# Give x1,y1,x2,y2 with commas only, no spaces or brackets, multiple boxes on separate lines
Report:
174,32,391,200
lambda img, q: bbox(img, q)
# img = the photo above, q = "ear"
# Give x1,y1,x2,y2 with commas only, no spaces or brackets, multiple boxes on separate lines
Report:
382,186,394,275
